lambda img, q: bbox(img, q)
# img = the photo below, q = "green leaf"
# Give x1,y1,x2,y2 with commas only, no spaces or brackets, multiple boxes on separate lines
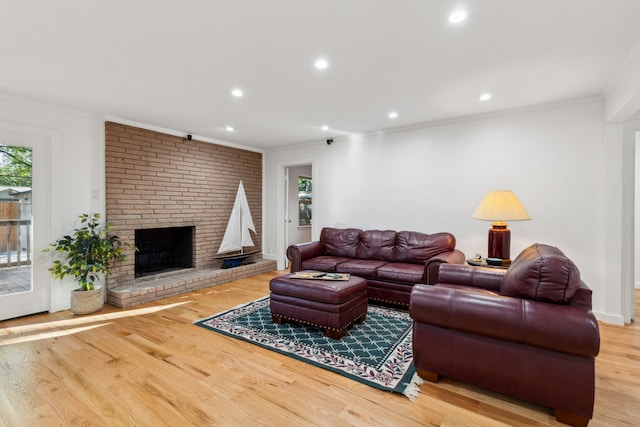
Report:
46,213,132,290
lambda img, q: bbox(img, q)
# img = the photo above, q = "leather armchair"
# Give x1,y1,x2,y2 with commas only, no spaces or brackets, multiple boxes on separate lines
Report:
410,244,600,427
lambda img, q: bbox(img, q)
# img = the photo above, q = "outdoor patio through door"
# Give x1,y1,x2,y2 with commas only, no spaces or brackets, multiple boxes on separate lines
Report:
0,145,32,297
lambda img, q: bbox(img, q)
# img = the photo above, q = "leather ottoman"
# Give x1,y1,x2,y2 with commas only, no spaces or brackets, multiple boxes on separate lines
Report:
269,274,368,339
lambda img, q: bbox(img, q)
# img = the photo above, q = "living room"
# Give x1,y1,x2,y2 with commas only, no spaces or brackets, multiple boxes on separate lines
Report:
1,1,640,425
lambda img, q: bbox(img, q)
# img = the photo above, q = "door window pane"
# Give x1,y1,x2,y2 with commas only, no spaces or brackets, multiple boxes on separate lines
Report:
298,176,312,227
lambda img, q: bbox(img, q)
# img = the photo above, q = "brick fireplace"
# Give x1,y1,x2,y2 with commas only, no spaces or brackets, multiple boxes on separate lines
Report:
104,122,275,307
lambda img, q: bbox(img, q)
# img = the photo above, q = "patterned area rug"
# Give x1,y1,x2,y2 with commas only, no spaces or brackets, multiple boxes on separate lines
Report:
194,296,422,398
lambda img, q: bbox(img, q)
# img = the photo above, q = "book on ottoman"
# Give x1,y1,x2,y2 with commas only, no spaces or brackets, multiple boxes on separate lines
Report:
290,271,350,281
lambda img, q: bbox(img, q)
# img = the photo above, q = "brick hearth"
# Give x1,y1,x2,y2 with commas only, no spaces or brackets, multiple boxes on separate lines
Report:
107,259,276,308
104,122,270,307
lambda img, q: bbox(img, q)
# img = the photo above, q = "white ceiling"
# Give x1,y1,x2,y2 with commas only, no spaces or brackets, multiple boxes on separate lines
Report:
2,0,640,150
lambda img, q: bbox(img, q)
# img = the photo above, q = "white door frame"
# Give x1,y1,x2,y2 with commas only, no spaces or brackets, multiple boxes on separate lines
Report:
276,159,315,270
283,167,290,268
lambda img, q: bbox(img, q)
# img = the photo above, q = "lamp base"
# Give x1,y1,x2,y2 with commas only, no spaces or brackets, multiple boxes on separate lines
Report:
488,223,511,261
486,257,512,266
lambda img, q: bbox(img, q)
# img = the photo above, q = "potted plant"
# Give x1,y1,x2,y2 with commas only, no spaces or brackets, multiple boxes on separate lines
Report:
46,213,134,315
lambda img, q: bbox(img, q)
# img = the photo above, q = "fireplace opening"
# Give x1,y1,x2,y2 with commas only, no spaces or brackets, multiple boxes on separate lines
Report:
135,226,194,278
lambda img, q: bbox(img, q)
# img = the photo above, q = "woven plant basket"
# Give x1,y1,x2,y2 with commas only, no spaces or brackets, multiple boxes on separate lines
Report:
70,287,104,315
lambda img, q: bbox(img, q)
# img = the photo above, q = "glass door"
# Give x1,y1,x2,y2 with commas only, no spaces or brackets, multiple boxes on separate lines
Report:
0,131,50,320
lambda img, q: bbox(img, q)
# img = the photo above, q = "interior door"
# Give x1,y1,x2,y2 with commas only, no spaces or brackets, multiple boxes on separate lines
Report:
0,130,51,321
285,165,312,261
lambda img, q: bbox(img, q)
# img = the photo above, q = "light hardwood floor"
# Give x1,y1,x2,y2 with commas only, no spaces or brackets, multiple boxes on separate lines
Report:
0,270,638,426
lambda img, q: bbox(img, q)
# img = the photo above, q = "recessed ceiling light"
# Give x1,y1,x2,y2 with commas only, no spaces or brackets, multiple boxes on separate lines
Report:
479,93,492,101
448,9,467,23
225,126,234,132
388,112,398,119
314,58,329,69
231,89,243,97
321,125,329,131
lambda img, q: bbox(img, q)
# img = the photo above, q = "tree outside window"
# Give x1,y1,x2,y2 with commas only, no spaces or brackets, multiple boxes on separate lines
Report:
0,145,32,186
298,177,312,226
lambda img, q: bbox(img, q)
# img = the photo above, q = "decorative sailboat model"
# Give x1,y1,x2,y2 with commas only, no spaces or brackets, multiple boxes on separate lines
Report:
215,180,261,268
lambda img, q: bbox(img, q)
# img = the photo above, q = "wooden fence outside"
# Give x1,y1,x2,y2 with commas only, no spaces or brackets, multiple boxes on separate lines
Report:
0,201,32,267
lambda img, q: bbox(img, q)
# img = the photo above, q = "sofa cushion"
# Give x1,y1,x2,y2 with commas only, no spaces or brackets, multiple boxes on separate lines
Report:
320,227,362,258
393,231,456,263
355,230,396,261
376,262,425,284
501,243,581,304
336,259,389,279
435,263,505,292
302,256,352,272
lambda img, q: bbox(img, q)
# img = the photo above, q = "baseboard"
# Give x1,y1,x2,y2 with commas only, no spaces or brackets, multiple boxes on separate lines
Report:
593,310,625,325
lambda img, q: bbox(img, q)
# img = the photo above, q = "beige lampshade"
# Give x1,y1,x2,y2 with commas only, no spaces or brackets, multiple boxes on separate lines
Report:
472,190,531,223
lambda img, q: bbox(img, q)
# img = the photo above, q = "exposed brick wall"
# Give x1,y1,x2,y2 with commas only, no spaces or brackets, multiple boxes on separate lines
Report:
104,122,262,290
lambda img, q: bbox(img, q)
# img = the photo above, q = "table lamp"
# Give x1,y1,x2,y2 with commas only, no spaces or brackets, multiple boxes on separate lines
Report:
472,190,531,263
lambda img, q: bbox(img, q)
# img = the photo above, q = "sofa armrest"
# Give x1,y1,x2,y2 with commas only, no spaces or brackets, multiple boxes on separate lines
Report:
570,281,593,310
428,263,505,292
425,249,466,284
286,241,324,272
410,284,600,357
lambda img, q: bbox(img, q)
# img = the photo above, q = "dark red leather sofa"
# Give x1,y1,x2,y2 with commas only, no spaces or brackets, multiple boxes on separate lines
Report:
409,243,600,427
286,227,465,306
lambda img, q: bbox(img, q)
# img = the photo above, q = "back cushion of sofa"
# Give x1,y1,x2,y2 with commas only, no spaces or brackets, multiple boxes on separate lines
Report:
501,243,581,304
355,230,396,261
393,231,456,263
320,227,362,258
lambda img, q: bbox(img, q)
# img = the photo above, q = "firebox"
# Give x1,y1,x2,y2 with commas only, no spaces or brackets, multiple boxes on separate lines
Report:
135,226,194,277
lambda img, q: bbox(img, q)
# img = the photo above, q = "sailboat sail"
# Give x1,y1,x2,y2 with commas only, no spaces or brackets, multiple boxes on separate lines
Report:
217,181,256,254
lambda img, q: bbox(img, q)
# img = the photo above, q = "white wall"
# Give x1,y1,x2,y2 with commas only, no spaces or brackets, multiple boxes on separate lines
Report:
264,99,621,322
0,95,104,312
636,133,640,289
0,83,632,323
602,39,640,322
605,39,640,123
616,120,640,323
0,93,631,322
